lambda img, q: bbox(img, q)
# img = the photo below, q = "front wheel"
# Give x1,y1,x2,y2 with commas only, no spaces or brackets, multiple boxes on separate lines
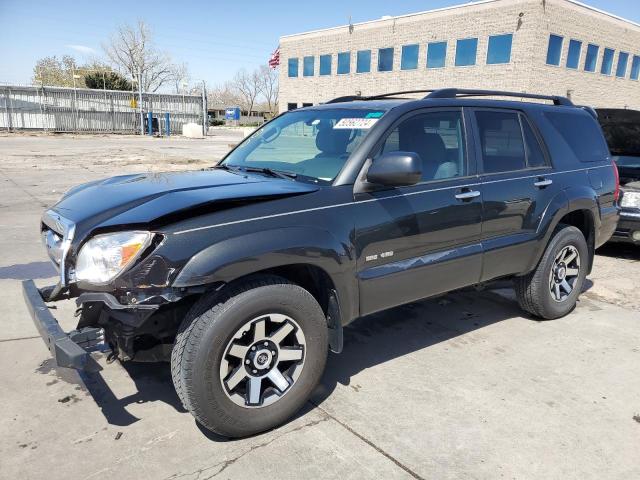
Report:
171,275,328,438
515,225,589,319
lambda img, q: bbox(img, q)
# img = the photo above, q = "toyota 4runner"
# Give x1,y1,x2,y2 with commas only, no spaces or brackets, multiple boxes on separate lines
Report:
23,88,620,437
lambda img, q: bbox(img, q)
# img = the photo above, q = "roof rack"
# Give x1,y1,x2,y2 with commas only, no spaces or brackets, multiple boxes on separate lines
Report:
325,89,436,104
425,88,574,106
326,88,573,106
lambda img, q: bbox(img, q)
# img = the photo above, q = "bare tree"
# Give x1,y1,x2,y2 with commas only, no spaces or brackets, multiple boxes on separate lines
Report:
208,81,242,108
171,62,190,93
233,69,261,116
256,65,279,116
103,20,181,92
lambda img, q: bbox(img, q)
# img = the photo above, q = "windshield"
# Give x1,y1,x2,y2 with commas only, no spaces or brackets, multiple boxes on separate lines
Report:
221,108,386,183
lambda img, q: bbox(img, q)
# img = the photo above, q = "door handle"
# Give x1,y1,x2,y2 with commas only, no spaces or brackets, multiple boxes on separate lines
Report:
534,178,553,188
455,189,481,201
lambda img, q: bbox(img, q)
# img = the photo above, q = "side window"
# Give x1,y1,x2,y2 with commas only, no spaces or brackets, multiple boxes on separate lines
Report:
475,110,526,173
545,111,609,162
378,111,467,182
521,117,548,168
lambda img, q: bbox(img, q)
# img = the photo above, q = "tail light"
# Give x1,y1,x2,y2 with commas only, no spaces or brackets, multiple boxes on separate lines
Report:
612,159,620,203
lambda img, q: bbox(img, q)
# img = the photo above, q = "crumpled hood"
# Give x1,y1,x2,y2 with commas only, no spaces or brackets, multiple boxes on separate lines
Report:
50,169,319,236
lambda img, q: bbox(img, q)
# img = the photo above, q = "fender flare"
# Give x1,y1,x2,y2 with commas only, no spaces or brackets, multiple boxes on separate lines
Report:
172,226,357,325
526,186,598,273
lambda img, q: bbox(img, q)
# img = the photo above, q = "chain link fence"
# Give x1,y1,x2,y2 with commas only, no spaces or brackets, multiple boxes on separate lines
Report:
0,85,205,134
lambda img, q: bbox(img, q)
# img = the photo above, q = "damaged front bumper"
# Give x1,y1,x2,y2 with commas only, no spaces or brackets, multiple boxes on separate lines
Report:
22,280,105,372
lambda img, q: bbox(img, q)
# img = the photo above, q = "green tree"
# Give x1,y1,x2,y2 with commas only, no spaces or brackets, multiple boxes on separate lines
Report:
33,55,84,87
84,71,132,91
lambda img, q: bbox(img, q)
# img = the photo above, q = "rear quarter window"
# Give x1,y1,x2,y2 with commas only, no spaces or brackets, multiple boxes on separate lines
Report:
544,111,609,162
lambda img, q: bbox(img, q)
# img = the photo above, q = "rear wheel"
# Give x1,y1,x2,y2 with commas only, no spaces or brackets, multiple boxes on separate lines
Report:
171,275,328,438
515,225,588,319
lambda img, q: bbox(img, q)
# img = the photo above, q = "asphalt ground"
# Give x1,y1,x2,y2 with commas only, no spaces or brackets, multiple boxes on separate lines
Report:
0,133,639,480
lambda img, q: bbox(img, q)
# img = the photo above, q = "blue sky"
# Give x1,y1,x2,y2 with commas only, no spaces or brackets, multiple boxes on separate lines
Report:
0,0,638,88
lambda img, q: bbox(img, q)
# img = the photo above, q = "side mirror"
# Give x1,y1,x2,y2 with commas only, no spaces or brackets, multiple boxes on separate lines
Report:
366,151,422,187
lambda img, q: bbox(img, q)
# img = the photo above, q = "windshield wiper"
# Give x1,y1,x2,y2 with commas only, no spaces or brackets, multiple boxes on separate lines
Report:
242,166,297,180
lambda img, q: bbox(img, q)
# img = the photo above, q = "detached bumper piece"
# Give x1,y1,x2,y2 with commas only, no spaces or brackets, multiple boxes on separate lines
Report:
22,280,103,372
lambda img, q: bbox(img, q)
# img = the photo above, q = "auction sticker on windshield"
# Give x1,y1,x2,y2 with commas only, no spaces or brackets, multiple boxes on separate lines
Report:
334,118,379,129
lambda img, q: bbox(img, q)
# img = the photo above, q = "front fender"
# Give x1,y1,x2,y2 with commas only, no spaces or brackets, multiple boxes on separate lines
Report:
172,226,357,321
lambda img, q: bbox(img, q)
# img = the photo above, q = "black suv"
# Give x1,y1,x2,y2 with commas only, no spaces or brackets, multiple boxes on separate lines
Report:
596,108,640,245
23,88,619,437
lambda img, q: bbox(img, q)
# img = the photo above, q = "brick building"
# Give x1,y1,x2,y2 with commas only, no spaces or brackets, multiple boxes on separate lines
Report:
278,0,640,111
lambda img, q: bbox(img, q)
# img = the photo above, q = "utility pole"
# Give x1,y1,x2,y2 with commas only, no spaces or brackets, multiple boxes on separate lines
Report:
201,80,207,137
138,69,144,136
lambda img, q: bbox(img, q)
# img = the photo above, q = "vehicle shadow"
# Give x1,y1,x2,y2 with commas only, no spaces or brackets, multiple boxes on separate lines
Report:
596,243,640,261
80,359,186,428
0,261,57,280
311,287,525,408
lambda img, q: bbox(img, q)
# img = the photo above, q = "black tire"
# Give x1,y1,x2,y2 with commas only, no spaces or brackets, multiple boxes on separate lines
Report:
171,275,328,438
514,225,589,320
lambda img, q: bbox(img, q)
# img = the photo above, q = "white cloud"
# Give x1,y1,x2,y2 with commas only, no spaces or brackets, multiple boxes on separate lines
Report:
66,44,97,55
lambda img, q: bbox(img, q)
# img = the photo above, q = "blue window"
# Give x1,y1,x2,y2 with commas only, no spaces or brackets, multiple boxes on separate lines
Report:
319,54,331,76
356,50,371,73
546,34,563,65
337,52,350,74
427,41,447,68
455,38,478,66
378,47,394,71
566,39,582,69
303,56,315,77
584,44,599,72
601,48,614,75
487,34,512,64
401,44,419,70
287,58,299,78
616,52,629,78
631,55,640,80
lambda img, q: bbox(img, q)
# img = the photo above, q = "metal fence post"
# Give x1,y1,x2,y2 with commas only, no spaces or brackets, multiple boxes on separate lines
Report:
138,71,144,136
165,112,170,137
201,80,207,137
147,111,153,136
7,87,13,131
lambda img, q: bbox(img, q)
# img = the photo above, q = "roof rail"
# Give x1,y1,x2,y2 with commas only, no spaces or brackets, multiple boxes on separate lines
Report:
326,89,436,104
425,88,574,106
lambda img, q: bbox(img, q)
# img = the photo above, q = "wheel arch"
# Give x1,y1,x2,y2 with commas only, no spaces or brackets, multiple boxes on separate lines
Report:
172,227,356,352
528,187,598,274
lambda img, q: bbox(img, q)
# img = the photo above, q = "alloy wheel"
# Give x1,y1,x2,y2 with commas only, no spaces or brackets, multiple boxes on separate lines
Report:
219,314,306,408
548,245,581,302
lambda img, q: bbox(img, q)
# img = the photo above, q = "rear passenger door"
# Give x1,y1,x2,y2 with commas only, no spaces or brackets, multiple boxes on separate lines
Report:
471,108,560,281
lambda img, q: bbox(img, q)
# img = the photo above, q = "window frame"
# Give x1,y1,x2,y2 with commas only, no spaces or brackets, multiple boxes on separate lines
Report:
378,47,395,72
455,38,478,67
584,43,599,72
426,41,447,69
546,34,564,66
566,39,582,69
400,44,420,70
486,33,513,65
319,54,332,76
364,107,475,187
303,56,315,77
287,58,299,78
470,107,552,176
600,47,615,76
337,51,351,75
356,49,372,73
631,55,640,81
616,51,629,78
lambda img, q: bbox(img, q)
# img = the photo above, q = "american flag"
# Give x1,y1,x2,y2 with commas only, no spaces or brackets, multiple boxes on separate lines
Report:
268,47,280,69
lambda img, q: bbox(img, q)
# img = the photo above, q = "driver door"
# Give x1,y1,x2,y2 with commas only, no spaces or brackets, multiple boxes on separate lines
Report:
354,108,483,316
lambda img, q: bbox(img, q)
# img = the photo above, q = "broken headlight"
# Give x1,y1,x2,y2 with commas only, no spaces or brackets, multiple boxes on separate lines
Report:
75,231,153,285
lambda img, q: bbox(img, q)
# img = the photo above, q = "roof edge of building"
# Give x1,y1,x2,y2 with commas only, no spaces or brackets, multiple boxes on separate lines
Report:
279,0,640,42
